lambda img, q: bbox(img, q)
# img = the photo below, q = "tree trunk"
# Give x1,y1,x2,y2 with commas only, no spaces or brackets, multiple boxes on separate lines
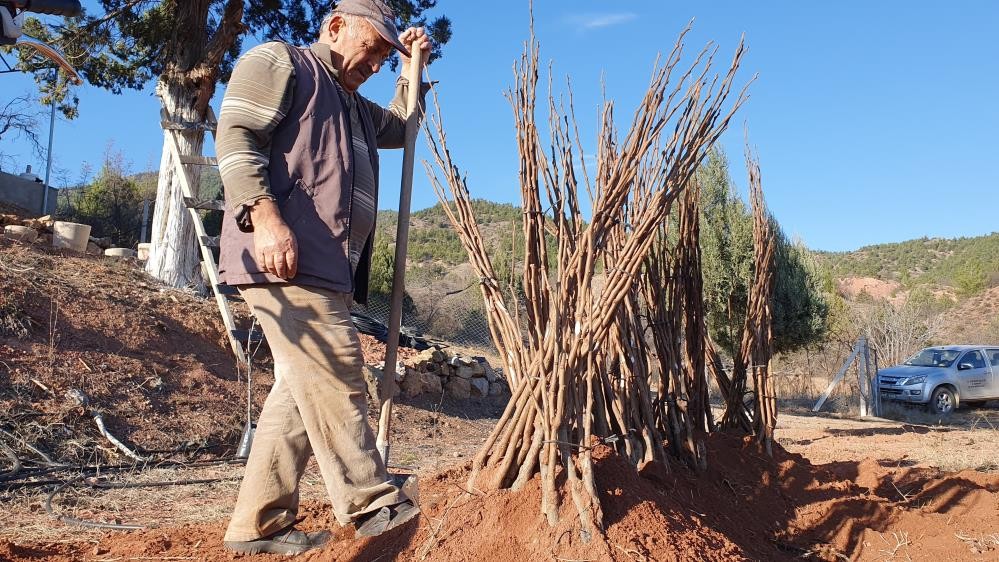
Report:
145,77,206,289
142,0,245,288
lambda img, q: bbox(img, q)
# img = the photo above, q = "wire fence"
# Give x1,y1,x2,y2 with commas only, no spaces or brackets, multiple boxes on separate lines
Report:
352,283,497,352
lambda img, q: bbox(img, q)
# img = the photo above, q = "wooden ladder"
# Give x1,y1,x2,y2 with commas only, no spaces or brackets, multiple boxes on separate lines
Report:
159,107,262,367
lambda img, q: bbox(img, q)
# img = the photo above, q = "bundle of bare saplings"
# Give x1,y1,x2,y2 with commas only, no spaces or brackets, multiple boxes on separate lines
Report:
422,23,779,542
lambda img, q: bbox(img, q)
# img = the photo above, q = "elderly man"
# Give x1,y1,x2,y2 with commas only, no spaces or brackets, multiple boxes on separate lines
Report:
216,0,430,555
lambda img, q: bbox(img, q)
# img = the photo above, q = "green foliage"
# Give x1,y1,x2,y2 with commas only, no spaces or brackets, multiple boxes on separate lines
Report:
367,238,416,315
64,149,144,247
771,239,829,352
697,148,829,356
698,149,753,354
369,238,395,297
953,260,987,297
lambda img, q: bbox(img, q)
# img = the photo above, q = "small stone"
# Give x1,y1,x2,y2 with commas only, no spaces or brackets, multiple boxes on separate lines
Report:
445,376,471,399
362,365,384,401
483,365,498,383
471,361,486,376
431,350,446,363
416,348,436,363
470,377,489,398
400,369,424,398
424,372,443,395
455,366,476,380
488,382,506,397
452,451,463,458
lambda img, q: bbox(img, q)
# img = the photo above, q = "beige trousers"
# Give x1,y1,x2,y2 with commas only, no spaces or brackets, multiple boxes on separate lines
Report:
224,284,403,542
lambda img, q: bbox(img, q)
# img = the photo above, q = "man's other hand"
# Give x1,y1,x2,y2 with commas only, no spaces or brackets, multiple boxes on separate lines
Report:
249,199,298,280
399,26,431,72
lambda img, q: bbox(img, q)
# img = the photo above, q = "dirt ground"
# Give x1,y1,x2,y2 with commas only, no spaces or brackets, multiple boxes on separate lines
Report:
2,235,999,561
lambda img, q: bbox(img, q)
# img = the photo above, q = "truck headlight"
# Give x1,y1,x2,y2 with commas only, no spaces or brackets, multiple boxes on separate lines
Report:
900,376,926,386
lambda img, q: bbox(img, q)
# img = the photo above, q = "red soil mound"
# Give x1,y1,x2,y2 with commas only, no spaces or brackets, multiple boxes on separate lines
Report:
0,240,418,458
2,432,996,561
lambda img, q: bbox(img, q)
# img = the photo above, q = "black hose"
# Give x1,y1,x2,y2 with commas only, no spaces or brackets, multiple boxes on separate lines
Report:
0,438,21,480
1,456,245,486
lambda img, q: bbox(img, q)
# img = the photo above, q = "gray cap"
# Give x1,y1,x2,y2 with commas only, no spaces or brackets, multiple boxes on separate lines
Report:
334,0,410,57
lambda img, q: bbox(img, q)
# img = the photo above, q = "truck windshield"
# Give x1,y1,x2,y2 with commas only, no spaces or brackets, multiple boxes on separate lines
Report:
904,349,960,367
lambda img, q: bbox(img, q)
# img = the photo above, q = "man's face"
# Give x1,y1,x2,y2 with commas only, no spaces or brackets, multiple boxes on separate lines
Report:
332,16,394,92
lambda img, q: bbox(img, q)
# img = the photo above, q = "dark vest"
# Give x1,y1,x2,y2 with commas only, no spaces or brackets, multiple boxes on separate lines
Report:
218,44,380,304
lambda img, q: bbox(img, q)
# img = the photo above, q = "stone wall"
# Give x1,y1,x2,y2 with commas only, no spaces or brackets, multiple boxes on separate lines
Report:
365,348,508,401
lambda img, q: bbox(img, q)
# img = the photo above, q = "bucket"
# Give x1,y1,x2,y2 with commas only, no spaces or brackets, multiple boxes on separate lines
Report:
236,420,256,459
52,221,91,253
137,242,151,261
104,247,137,259
3,225,37,244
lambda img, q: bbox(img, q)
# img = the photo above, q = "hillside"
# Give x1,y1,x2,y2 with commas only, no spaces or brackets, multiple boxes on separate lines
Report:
375,199,523,265
818,233,999,295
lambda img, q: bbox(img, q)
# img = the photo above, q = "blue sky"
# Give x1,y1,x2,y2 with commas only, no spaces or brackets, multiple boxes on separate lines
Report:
1,1,997,252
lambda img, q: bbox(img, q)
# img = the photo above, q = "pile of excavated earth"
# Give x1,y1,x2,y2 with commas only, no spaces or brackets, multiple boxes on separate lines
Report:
1,210,998,561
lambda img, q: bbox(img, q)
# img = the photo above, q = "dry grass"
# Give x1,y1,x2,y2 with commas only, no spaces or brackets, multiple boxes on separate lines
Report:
0,462,329,543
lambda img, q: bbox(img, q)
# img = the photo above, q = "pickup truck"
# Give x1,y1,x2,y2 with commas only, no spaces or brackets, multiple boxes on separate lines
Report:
877,345,999,414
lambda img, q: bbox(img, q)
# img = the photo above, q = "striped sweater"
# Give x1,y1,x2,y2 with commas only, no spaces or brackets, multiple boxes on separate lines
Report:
217,41,411,271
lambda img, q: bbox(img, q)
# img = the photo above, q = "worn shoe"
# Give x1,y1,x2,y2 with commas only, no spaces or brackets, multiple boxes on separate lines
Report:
354,500,421,537
224,526,331,555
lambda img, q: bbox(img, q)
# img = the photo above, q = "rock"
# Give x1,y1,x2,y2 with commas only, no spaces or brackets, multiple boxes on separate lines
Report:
445,376,471,400
484,365,498,383
424,372,443,395
400,368,424,398
4,225,37,243
470,377,489,398
431,349,446,362
104,247,137,259
89,236,113,249
415,348,436,364
137,242,151,261
455,365,476,380
488,382,506,397
362,365,384,401
471,361,486,376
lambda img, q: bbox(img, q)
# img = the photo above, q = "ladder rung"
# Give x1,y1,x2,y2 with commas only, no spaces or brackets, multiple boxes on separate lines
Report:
231,329,264,344
161,119,217,132
178,155,218,166
199,235,220,248
184,197,225,211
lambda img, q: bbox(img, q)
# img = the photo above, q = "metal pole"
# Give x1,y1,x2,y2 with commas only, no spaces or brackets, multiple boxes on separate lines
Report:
376,44,424,466
42,67,56,214
140,198,150,243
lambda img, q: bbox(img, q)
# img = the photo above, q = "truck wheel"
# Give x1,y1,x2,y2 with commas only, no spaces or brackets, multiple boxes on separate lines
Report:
928,386,956,415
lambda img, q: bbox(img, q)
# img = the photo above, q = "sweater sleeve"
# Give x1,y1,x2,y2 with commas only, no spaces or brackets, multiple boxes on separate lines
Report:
361,75,430,150
216,42,295,229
